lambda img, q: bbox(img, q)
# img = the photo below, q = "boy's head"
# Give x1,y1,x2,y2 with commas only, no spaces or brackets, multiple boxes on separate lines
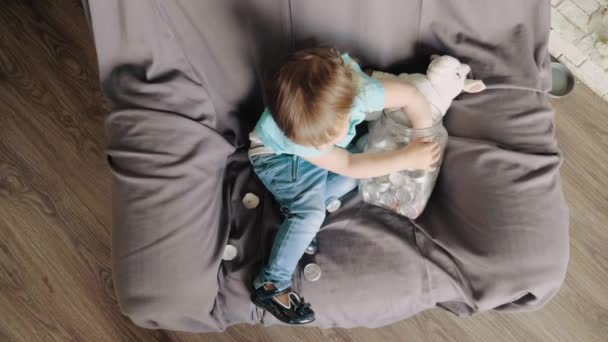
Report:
265,47,358,149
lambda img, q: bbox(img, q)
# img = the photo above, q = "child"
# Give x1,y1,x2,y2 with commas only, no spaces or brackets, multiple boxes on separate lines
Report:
248,47,440,324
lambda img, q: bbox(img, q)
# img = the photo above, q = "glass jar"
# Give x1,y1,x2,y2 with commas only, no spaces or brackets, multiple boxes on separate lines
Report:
359,108,448,219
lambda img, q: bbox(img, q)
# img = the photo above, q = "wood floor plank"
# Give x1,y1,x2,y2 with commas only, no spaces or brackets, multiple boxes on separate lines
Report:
0,0,111,228
0,104,165,342
0,1,607,342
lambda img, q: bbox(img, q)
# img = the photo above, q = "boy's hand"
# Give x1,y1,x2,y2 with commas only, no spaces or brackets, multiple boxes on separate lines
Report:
399,138,441,171
304,138,441,179
380,79,434,129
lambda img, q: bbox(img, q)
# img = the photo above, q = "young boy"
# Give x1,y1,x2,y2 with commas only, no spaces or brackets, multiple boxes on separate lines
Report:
248,47,440,324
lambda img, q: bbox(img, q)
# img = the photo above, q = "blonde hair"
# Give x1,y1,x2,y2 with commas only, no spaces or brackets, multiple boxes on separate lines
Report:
265,47,358,147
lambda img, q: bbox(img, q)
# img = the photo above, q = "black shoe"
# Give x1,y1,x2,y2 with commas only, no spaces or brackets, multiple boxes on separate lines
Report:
305,237,318,255
251,285,315,324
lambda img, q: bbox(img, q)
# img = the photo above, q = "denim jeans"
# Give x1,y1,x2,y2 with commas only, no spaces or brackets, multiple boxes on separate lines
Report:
250,153,358,292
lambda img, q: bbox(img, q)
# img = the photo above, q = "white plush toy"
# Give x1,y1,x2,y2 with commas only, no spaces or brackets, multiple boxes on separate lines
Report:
367,55,486,123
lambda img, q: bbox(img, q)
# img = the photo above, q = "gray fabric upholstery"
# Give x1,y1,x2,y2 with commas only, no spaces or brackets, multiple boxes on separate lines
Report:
84,0,569,332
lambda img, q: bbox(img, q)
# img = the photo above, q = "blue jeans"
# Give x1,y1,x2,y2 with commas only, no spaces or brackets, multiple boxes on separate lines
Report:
250,153,358,292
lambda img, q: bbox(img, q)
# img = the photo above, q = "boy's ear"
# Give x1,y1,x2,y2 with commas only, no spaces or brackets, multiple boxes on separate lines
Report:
463,79,486,93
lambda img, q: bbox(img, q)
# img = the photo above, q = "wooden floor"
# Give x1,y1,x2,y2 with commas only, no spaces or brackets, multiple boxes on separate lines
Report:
1,2,607,342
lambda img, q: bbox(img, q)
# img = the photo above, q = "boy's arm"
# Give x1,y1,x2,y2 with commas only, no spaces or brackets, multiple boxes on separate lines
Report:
380,79,434,128
304,140,440,179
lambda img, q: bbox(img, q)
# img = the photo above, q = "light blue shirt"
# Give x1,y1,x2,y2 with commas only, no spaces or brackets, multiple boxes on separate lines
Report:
254,54,385,158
